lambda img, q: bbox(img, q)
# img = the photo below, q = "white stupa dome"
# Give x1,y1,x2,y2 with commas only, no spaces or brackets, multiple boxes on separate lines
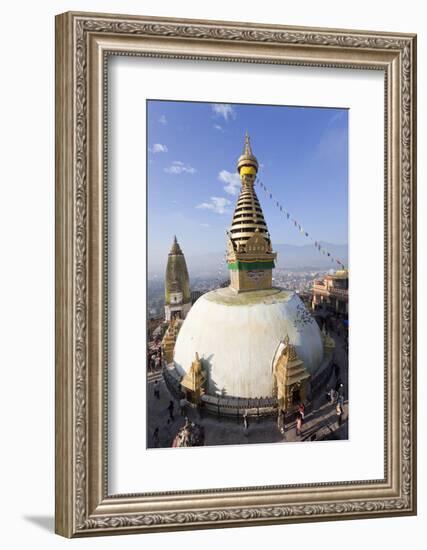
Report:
173,287,323,399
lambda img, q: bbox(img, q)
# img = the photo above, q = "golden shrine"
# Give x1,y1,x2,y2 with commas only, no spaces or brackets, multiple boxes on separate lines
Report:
161,318,182,364
180,352,206,404
273,334,311,411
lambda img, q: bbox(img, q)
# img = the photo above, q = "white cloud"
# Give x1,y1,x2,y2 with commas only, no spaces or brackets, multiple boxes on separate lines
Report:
211,103,236,122
150,143,168,154
158,114,167,125
218,170,241,195
213,124,223,131
197,196,231,215
316,127,348,159
164,160,197,175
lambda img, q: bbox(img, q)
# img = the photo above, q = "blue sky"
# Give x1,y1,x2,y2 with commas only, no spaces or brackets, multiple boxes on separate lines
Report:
147,100,348,270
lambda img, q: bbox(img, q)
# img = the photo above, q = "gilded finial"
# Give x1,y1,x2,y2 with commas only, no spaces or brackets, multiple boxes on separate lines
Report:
237,132,258,174
282,334,298,362
169,235,183,255
192,352,203,374
243,131,252,155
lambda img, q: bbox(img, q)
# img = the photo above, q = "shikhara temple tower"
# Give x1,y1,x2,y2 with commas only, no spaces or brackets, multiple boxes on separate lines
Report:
227,133,276,292
164,236,191,322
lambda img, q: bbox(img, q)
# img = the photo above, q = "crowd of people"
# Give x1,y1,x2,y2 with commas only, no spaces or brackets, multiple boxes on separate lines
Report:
171,418,205,447
147,336,163,372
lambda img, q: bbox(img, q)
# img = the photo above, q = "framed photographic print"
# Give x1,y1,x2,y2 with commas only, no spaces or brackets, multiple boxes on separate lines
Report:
55,11,417,537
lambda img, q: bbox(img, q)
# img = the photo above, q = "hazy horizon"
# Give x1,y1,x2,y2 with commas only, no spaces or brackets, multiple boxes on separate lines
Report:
148,240,349,278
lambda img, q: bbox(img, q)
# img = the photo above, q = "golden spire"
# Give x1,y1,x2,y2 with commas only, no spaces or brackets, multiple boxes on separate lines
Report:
243,131,252,155
237,131,259,175
226,134,277,292
230,134,270,250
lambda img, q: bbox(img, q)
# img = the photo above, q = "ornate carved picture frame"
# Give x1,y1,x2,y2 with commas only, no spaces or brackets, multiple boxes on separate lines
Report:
55,11,417,537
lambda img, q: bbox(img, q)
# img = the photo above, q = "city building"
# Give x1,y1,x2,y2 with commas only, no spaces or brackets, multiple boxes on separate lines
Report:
163,134,334,415
312,269,349,315
164,236,191,322
190,290,204,304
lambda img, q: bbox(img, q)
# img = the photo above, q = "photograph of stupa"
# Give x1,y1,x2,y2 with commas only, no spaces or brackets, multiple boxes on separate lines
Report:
146,100,349,448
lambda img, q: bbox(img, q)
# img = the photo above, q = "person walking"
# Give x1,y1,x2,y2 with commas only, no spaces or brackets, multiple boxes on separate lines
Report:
277,408,286,434
297,402,305,421
168,400,175,421
154,380,160,399
296,411,303,437
327,388,337,404
336,400,343,425
243,411,249,435
337,393,344,425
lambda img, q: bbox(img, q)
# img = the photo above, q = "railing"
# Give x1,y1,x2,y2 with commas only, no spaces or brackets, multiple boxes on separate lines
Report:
162,354,334,419
201,394,278,418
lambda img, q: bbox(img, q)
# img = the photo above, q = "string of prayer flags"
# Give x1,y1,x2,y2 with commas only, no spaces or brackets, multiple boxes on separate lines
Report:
255,177,346,269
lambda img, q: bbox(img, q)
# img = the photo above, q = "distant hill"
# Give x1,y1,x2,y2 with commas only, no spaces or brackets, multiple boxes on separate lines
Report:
274,242,348,269
148,242,348,278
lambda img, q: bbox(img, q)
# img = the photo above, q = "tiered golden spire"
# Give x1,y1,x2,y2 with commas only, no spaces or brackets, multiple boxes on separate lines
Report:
229,133,271,251
226,134,277,292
